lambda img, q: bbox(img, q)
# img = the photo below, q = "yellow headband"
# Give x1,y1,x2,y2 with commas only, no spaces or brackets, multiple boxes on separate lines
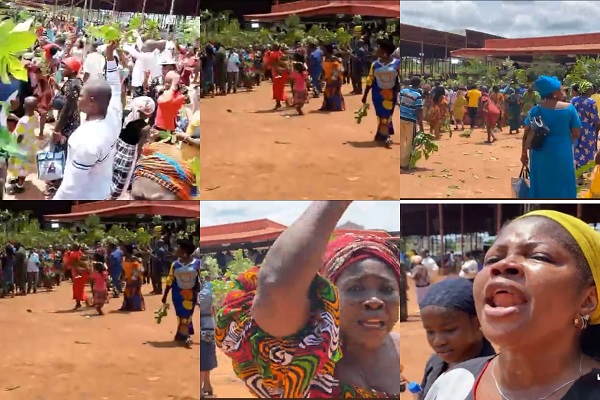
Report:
519,210,600,325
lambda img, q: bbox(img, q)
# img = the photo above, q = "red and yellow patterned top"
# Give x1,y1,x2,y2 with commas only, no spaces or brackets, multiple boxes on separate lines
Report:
214,266,399,399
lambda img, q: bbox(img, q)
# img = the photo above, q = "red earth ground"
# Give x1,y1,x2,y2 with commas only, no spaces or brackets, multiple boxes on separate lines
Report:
202,310,401,398
0,282,200,400
400,127,524,198
200,82,400,200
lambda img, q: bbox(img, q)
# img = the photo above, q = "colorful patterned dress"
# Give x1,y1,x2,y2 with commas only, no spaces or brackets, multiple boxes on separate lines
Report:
321,59,345,111
366,58,400,136
571,95,600,168
121,259,145,311
215,266,399,399
166,258,200,341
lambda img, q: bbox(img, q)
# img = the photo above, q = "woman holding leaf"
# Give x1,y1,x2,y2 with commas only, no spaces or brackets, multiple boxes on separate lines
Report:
362,39,400,147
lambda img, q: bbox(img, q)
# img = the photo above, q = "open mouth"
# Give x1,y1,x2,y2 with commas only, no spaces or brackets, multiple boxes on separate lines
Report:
484,285,528,317
358,319,385,329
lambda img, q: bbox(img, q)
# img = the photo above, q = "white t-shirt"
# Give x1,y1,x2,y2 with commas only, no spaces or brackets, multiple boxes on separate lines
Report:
27,252,39,273
227,52,240,72
54,60,122,200
422,256,439,279
123,45,156,87
83,51,106,80
71,47,84,61
459,260,479,280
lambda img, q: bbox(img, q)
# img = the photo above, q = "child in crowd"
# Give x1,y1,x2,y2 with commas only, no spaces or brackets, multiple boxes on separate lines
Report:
90,253,108,315
290,61,308,115
8,97,43,195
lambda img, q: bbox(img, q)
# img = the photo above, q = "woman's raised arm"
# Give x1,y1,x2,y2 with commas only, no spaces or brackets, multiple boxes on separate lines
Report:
252,201,352,337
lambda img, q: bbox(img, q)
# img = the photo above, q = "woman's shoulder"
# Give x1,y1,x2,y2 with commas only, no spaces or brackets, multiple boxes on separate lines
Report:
564,368,600,398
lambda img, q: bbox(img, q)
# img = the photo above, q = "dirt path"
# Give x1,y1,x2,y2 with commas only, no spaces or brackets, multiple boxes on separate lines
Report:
0,282,200,400
200,83,400,200
400,128,524,198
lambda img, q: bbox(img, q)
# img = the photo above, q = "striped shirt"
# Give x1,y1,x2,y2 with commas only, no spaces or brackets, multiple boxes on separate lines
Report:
400,87,423,123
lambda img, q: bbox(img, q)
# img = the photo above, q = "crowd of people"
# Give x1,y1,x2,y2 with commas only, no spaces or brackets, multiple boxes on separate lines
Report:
0,233,202,348
400,210,600,400
0,16,200,200
199,26,400,147
399,73,600,198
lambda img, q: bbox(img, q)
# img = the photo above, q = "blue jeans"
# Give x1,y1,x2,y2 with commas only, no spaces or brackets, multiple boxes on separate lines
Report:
111,271,122,294
310,70,322,95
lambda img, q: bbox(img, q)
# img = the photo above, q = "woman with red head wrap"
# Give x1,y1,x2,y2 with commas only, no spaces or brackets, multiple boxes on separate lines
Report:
214,201,401,398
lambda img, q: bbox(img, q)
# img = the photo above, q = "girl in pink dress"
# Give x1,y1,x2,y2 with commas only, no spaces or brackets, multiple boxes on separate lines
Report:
90,255,109,315
290,62,308,115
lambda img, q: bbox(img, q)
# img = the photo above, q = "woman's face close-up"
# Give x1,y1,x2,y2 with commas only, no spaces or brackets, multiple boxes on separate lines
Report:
336,258,399,348
421,306,482,365
473,217,596,349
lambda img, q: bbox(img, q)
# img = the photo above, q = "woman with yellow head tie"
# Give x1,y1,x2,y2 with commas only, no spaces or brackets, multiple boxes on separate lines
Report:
425,210,600,400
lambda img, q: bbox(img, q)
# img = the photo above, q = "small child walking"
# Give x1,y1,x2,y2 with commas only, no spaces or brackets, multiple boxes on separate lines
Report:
90,254,108,315
8,96,43,195
290,62,308,115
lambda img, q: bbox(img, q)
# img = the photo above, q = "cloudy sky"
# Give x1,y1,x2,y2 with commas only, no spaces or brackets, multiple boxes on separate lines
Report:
200,201,400,231
401,1,600,38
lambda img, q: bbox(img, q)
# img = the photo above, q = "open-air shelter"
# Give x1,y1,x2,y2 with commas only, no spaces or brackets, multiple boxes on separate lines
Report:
451,32,600,63
199,218,396,253
400,25,503,77
243,0,398,22
44,200,199,223
400,203,600,256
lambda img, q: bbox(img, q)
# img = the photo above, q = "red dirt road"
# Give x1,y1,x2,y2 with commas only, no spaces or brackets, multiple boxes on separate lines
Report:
200,83,400,200
400,128,524,198
0,283,200,400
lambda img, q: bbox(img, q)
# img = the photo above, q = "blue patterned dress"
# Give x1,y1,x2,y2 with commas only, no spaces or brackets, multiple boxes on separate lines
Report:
367,58,400,136
571,96,600,168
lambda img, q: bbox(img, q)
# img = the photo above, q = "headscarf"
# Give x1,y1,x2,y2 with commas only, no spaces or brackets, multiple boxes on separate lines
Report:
519,210,600,325
123,96,155,129
419,278,476,315
578,80,593,94
320,234,400,287
533,75,561,98
133,142,195,200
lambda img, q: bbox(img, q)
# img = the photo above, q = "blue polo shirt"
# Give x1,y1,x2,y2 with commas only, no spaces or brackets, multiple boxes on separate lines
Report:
400,87,423,123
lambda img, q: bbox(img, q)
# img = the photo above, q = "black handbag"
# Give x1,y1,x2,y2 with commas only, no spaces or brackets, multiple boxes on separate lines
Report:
526,105,549,151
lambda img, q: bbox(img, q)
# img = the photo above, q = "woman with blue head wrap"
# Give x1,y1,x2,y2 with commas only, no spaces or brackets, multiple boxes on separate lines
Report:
418,278,495,399
521,75,582,198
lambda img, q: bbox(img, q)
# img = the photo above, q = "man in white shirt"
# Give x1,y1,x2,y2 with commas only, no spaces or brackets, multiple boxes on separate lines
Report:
226,48,240,94
122,43,156,98
420,249,439,280
83,41,106,82
459,252,479,282
54,42,122,200
26,249,40,294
